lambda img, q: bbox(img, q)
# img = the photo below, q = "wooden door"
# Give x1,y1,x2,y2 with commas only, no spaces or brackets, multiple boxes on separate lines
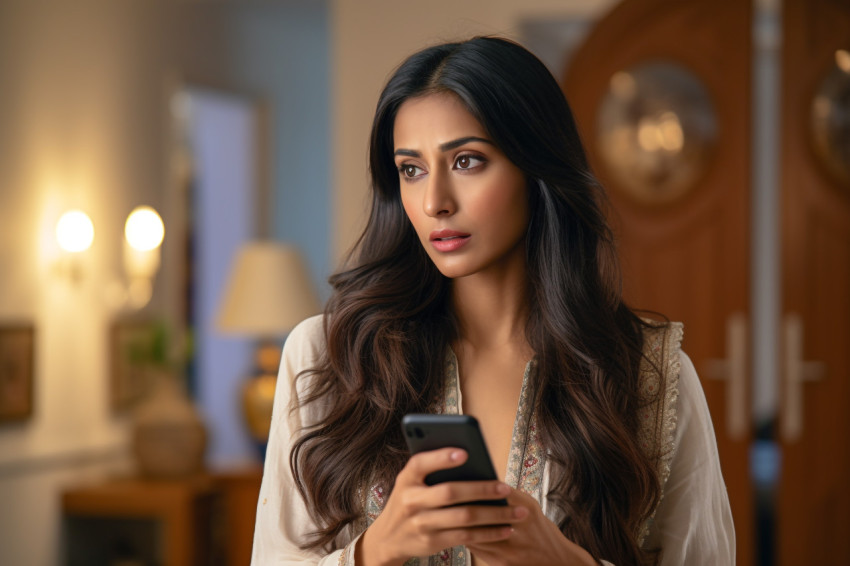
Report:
777,1,850,563
562,1,754,564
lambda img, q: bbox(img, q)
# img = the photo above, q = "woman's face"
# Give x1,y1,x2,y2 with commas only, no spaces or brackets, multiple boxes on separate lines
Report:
393,93,529,280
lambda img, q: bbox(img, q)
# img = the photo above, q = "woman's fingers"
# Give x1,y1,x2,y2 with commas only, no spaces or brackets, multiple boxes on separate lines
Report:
400,448,511,505
363,454,529,563
398,477,513,513
400,447,467,484
377,448,531,558
413,502,529,531
427,524,515,548
428,478,511,506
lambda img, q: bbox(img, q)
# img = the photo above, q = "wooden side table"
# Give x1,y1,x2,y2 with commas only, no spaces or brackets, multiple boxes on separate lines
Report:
62,475,217,566
62,469,263,566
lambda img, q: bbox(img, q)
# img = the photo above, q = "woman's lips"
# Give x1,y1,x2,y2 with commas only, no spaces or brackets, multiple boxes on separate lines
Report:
429,229,471,252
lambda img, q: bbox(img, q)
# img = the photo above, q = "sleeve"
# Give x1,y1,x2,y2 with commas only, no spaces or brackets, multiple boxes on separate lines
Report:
643,351,736,565
251,314,361,565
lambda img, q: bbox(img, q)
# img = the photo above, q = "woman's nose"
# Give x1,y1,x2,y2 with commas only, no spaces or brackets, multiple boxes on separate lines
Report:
423,171,455,217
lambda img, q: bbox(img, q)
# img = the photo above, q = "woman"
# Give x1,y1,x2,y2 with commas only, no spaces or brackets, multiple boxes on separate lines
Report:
252,37,734,566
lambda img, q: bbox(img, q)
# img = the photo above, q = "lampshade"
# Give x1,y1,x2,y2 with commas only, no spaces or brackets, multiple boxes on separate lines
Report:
216,242,320,337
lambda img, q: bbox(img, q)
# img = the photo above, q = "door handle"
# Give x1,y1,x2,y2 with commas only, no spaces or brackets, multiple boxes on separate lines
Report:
781,313,825,442
706,312,749,441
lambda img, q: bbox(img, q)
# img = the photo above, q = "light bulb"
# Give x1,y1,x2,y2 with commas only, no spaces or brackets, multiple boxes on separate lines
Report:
125,206,164,251
56,210,94,253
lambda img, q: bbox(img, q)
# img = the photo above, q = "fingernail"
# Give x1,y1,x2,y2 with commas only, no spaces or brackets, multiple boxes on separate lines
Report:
449,450,464,461
513,506,529,519
496,483,511,495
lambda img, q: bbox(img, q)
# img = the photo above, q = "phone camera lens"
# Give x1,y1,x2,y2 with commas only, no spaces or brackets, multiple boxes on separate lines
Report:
414,427,424,439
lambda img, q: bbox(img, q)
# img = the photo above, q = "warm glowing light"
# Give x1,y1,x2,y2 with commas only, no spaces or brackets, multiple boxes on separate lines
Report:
636,113,685,154
836,49,850,74
125,206,164,251
637,118,660,152
658,112,685,152
56,210,94,252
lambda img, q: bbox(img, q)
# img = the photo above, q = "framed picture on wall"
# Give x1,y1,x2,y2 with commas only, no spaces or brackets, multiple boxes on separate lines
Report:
0,324,35,422
110,319,155,412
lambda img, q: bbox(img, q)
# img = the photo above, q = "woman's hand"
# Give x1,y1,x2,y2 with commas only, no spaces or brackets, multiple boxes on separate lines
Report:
466,488,598,566
356,448,529,566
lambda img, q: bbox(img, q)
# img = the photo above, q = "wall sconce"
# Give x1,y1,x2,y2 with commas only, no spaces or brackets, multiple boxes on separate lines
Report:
53,205,164,310
53,209,95,282
122,206,165,309
56,210,95,252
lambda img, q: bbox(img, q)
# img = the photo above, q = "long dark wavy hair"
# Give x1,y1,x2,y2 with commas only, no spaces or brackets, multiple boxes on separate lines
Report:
291,36,664,565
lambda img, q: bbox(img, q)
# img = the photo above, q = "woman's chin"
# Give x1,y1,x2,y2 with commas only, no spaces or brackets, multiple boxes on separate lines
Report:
430,260,475,280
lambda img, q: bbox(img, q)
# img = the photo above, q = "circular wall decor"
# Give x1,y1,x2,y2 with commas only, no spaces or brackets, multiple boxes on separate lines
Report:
810,49,850,186
596,61,718,206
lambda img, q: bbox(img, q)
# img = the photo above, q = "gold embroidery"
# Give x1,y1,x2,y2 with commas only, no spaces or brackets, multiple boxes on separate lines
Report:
437,351,460,416
338,541,350,566
430,548,454,566
505,360,544,497
636,322,683,544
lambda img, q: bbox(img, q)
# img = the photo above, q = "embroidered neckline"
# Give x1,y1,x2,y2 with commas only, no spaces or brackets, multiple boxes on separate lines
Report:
430,350,545,565
439,349,544,494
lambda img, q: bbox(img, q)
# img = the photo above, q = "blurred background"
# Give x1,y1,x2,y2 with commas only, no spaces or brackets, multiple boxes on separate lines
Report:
0,0,847,565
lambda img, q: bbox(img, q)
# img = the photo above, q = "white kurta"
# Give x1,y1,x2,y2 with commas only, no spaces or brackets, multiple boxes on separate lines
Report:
251,315,735,565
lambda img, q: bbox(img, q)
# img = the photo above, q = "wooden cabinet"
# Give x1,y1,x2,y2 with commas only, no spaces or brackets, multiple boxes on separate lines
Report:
62,469,262,566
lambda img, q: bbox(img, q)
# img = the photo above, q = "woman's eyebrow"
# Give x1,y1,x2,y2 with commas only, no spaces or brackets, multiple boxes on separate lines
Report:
439,136,493,152
394,136,495,158
394,148,421,158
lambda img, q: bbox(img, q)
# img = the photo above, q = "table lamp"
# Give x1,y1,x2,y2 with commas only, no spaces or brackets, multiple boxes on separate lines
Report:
216,241,321,455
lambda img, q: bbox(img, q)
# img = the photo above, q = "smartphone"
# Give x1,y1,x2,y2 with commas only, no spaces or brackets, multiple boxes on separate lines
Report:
402,413,507,506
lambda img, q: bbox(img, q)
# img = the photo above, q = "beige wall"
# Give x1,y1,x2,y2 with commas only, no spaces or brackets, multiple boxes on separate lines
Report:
0,3,168,563
330,0,617,261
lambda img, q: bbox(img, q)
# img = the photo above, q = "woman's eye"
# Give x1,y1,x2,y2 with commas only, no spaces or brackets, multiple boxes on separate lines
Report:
454,154,484,170
399,164,424,179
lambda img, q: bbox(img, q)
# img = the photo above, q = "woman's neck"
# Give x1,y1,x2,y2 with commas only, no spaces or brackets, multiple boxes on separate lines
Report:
450,264,530,353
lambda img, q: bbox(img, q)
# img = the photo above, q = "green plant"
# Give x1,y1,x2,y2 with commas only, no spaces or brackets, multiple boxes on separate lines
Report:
126,320,193,375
